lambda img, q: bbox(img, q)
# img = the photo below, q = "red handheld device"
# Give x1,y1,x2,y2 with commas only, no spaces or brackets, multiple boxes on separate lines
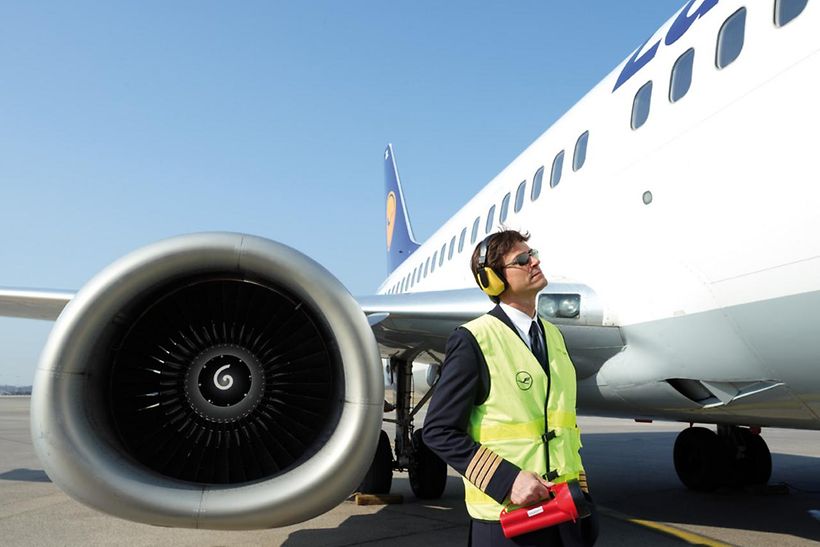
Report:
499,480,590,538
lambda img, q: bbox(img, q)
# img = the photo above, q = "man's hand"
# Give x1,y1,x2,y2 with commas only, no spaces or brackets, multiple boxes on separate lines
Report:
509,471,552,506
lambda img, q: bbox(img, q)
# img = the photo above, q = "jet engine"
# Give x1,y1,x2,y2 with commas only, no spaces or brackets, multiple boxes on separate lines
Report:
30,233,384,529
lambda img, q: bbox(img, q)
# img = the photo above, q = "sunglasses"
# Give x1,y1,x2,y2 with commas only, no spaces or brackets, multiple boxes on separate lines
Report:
504,249,539,268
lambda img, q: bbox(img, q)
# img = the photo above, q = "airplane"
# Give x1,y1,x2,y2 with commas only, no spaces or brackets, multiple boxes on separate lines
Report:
1,0,818,531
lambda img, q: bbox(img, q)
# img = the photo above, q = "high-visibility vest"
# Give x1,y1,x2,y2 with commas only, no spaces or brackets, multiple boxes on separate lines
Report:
461,314,584,521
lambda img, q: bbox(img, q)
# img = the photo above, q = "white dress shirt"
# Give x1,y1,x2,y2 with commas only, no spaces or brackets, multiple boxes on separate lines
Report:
499,302,540,351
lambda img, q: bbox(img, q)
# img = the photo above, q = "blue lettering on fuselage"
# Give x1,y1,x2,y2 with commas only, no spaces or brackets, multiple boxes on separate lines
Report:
612,36,661,93
612,0,719,92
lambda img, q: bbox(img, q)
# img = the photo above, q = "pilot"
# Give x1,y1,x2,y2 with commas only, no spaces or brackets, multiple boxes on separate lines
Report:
423,229,597,546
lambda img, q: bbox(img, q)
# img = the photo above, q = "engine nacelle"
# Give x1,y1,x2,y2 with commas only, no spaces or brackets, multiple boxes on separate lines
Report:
31,233,384,529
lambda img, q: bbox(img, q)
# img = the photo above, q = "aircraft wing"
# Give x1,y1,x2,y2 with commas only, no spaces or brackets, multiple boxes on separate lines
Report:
359,288,492,361
1,282,622,378
0,288,74,321
360,285,624,380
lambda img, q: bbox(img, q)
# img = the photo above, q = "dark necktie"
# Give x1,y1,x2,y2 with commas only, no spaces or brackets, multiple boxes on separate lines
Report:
529,321,547,369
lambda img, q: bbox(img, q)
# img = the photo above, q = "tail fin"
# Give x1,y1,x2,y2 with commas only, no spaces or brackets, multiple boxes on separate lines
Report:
384,144,420,272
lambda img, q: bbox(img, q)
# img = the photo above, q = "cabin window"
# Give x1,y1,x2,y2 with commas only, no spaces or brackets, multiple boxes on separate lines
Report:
775,0,808,26
471,216,481,244
716,8,746,69
458,227,467,253
550,150,565,188
631,81,653,130
669,48,695,103
573,131,589,171
499,192,511,223
439,243,446,266
448,236,456,260
416,265,422,282
531,166,544,201
485,205,496,234
410,269,416,288
514,181,526,212
424,257,430,278
431,251,437,273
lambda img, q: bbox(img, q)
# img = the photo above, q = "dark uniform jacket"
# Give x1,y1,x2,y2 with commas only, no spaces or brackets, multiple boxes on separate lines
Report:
423,305,598,547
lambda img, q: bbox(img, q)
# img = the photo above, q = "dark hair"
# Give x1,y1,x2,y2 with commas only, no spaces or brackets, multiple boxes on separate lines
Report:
470,229,530,302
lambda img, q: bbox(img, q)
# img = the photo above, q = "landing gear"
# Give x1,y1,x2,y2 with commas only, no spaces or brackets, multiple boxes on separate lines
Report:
408,429,447,499
723,425,772,487
673,425,771,491
358,430,393,494
380,356,446,499
673,427,725,491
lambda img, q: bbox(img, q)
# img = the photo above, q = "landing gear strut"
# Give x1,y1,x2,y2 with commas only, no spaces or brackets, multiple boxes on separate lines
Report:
673,425,771,491
359,356,447,499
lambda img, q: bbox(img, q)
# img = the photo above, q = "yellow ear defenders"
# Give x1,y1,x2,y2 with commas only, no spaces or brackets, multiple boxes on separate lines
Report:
475,236,506,296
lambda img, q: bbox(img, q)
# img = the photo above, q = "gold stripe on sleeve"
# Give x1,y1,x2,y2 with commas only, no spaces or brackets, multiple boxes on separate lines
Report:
465,446,490,484
476,452,502,492
472,450,496,487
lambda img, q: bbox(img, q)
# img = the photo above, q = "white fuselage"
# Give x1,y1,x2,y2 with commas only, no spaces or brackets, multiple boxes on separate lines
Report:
379,0,820,429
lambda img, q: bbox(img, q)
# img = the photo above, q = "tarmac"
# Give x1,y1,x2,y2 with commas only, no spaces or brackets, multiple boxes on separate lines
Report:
1,396,819,546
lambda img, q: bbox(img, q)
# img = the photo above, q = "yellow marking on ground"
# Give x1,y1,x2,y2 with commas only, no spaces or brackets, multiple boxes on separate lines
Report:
599,506,733,546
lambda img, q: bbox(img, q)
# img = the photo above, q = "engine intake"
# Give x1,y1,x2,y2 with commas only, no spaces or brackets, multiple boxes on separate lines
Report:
31,233,383,529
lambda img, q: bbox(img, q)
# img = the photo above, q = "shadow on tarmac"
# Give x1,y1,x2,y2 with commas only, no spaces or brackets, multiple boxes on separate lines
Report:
0,468,51,482
284,476,469,546
581,430,820,544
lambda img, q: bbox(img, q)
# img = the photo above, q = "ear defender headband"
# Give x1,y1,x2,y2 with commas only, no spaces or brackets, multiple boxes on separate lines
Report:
475,236,506,296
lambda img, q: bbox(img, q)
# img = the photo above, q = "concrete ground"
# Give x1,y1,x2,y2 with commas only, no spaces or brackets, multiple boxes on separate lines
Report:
1,396,819,546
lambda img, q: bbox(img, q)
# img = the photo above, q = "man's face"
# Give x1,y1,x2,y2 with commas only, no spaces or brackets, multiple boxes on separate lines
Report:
500,242,548,297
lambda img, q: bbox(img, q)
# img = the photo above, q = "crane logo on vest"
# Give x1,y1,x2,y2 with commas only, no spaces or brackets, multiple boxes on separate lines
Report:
515,371,533,391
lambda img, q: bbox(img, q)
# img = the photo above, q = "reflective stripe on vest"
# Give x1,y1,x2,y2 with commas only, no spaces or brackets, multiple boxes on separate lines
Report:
461,314,584,521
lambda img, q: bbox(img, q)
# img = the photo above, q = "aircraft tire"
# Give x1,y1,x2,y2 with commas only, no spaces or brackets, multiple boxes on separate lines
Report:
673,427,726,492
736,429,772,486
358,430,393,494
408,429,447,499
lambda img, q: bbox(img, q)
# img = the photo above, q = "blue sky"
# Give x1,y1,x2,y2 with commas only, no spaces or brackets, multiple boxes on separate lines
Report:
0,1,685,384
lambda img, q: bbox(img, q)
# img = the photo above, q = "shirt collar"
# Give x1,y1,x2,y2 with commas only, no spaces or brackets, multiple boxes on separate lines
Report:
499,302,538,347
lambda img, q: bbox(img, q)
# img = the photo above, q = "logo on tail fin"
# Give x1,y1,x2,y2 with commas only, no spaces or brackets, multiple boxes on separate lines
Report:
386,191,397,251
384,144,420,271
